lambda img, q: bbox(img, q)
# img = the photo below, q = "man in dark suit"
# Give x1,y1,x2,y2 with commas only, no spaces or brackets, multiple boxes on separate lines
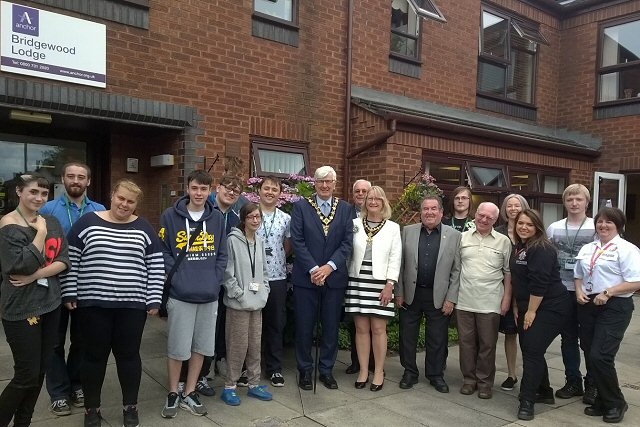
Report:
291,166,354,390
396,196,461,393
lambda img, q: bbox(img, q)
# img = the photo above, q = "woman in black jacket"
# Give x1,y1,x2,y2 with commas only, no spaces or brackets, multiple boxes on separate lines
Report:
510,209,569,421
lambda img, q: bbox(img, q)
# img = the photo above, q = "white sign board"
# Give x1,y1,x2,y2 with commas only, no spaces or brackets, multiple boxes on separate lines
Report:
1,1,106,87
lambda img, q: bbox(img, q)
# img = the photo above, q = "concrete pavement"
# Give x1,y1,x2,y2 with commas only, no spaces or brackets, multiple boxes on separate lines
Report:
2,297,640,426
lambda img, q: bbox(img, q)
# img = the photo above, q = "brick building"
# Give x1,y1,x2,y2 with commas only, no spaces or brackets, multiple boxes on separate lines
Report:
0,0,639,242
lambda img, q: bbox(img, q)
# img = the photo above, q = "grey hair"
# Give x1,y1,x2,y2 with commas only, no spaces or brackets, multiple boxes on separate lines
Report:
500,194,530,222
315,166,337,180
352,179,372,191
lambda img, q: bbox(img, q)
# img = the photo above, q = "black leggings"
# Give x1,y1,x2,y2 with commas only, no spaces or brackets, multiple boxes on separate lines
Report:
0,307,60,427
77,307,147,409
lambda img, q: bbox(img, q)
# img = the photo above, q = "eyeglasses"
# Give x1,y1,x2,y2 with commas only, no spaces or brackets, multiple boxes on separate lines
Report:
454,196,470,201
366,197,384,203
246,214,262,221
221,184,241,195
316,180,336,185
475,213,496,221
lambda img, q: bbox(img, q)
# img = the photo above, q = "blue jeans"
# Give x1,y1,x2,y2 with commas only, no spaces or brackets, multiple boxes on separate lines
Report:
45,307,83,401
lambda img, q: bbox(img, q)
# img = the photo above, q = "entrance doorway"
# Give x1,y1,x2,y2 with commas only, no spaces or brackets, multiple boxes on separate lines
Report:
624,173,640,247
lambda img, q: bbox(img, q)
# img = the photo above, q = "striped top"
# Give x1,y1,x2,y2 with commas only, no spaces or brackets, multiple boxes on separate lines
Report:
61,212,165,310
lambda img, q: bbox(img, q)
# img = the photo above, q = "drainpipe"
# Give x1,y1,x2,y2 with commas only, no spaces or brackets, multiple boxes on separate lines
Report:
342,0,354,197
347,119,397,159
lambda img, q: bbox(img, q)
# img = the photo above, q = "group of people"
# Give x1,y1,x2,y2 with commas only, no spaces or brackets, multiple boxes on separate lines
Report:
1,164,639,427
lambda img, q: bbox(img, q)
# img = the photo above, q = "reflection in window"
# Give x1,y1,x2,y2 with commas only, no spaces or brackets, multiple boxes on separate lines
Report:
599,18,640,102
425,161,463,185
470,165,507,187
477,9,543,105
510,170,538,192
254,0,293,22
391,0,420,58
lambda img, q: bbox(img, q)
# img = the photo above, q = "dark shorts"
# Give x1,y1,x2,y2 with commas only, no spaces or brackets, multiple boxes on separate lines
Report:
499,310,518,335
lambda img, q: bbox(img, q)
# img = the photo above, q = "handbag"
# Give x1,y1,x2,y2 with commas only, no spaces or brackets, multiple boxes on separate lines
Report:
159,221,203,317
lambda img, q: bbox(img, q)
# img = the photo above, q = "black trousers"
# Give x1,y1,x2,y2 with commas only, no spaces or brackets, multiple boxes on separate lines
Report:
77,307,147,409
262,279,288,375
577,296,633,410
399,286,450,379
0,307,60,427
517,296,569,403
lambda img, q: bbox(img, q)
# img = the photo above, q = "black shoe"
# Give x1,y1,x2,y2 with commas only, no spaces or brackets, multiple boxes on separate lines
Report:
354,377,368,389
346,364,360,374
555,381,584,399
370,381,384,392
429,377,449,393
517,400,535,421
298,371,313,391
319,373,338,389
604,404,628,423
84,408,102,427
399,373,418,389
583,384,598,405
535,392,555,405
584,405,605,416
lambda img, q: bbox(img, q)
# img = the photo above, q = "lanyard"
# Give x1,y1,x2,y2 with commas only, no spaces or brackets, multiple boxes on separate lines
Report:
65,194,86,227
589,242,614,277
15,206,34,226
262,209,277,240
564,217,587,256
245,235,257,279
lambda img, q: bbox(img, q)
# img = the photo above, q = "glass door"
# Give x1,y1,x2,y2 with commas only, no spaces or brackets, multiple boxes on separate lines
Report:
592,172,626,216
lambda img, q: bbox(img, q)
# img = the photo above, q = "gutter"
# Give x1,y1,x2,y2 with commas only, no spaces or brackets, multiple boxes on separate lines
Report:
347,119,397,159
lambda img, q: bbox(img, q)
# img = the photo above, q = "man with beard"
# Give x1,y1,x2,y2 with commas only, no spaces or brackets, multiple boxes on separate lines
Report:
40,162,105,416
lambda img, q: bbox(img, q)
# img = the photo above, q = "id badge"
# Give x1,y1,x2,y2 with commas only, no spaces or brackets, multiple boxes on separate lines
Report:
265,247,273,256
564,259,576,270
249,282,260,292
36,278,49,287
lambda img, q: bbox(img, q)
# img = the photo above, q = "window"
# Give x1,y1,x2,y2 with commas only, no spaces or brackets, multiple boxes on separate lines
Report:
390,0,445,60
598,17,640,103
251,140,309,177
254,0,294,22
477,8,547,105
252,0,299,46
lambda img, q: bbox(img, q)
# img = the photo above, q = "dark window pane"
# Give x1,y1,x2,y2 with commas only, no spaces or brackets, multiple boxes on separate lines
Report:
425,161,463,185
391,33,417,57
478,61,506,96
509,170,538,192
599,68,640,102
507,47,534,103
482,11,508,59
602,20,640,67
391,1,419,37
470,166,506,188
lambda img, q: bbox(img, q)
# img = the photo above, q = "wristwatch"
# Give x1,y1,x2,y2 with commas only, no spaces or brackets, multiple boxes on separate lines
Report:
603,289,610,297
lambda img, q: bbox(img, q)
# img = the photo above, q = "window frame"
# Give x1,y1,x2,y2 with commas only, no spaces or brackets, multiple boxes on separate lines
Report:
595,14,640,106
251,138,309,178
477,6,544,107
390,0,424,63
252,0,299,28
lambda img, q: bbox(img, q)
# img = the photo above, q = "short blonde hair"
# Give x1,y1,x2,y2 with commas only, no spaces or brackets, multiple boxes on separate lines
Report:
563,183,590,203
113,179,143,201
361,186,392,220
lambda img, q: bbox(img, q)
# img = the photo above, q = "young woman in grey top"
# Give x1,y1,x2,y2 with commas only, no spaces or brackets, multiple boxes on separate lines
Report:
0,174,69,427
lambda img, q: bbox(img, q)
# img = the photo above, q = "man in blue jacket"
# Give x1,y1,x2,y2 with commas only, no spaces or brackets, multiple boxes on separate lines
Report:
159,170,227,419
291,166,353,390
41,162,105,416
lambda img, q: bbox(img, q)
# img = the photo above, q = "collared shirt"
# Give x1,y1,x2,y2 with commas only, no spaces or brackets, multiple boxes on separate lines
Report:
457,228,511,314
416,223,441,288
316,195,332,216
40,194,106,235
574,234,640,297
256,208,291,281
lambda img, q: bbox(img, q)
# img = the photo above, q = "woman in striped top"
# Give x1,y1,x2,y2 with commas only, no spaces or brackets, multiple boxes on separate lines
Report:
61,179,164,427
345,186,401,392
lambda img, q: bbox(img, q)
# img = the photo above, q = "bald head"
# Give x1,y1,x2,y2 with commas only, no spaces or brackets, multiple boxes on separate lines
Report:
352,179,372,208
474,202,499,235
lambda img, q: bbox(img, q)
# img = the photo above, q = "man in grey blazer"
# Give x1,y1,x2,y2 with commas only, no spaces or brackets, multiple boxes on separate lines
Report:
396,196,461,392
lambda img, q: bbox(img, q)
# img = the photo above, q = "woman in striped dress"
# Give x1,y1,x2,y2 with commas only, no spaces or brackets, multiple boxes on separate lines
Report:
345,186,401,391
61,179,165,427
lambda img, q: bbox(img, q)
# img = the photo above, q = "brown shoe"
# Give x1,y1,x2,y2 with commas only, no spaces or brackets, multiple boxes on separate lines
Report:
478,389,492,399
460,384,476,395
